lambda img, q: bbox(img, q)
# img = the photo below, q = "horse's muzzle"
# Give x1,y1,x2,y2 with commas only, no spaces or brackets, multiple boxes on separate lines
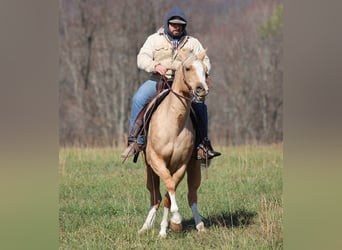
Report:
194,86,209,101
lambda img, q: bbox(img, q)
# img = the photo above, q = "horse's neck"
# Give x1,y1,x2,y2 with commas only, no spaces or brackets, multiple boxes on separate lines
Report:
172,71,192,100
159,77,191,129
150,74,193,141
156,95,191,137
170,74,190,104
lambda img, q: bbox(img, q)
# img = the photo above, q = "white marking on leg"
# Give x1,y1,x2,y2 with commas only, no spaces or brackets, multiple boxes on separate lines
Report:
169,192,178,213
190,203,202,226
138,207,157,233
196,221,206,232
171,211,182,225
159,207,169,238
190,203,205,232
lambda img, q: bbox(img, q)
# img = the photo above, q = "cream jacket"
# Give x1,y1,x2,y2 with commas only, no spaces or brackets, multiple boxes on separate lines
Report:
137,28,211,79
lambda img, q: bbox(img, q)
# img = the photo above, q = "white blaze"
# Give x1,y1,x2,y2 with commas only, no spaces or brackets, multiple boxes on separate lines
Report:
193,60,208,91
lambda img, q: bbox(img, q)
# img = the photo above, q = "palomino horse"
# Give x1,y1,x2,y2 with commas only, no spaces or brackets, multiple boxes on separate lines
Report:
139,49,209,237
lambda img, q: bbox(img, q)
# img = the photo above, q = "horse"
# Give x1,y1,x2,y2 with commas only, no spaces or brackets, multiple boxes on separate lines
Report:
138,49,209,237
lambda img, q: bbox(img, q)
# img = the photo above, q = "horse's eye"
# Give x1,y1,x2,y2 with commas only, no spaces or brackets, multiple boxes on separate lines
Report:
185,67,190,71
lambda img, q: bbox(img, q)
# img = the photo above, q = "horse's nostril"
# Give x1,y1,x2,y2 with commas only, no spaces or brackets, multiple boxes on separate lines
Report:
196,86,204,93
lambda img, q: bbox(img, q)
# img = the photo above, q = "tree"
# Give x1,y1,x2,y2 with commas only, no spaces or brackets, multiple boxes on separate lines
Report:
59,0,283,146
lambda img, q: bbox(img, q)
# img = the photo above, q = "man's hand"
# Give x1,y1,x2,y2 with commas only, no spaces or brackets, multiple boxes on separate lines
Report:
155,64,168,75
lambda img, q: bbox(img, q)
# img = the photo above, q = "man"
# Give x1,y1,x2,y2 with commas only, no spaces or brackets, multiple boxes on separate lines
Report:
122,6,221,160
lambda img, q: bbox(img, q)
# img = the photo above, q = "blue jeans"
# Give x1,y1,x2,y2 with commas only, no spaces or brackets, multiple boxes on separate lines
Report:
129,80,157,130
129,79,208,145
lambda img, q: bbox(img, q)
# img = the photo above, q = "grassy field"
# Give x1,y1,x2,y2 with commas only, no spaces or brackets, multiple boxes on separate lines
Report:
59,144,283,249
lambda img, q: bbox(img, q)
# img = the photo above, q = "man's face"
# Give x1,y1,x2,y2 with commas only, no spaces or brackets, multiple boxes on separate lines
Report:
168,23,184,37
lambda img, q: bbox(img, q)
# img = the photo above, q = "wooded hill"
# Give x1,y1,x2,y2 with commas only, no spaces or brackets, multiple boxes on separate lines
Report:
59,0,283,146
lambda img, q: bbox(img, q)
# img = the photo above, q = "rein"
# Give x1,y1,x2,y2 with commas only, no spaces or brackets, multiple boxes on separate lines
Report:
169,65,204,103
167,55,195,100
181,66,194,94
170,89,193,103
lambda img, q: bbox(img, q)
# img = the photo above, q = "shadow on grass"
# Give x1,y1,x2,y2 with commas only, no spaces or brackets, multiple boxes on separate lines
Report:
182,209,257,232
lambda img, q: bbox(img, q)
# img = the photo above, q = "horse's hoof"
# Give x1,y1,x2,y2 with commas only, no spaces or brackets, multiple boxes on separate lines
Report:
138,226,148,234
170,221,182,232
158,232,167,238
196,222,206,232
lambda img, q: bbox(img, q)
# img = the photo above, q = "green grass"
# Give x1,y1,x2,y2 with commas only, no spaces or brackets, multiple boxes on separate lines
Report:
59,145,283,249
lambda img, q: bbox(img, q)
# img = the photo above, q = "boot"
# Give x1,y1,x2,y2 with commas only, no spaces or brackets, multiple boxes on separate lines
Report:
197,138,221,160
206,139,221,159
121,139,142,158
121,113,145,158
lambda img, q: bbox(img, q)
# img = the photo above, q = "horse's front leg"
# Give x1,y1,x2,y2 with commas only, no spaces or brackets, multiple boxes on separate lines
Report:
187,158,205,232
139,164,162,233
157,166,186,237
159,191,183,238
165,165,187,234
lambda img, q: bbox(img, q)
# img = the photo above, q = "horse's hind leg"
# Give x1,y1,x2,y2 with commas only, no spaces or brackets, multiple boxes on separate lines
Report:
187,158,205,232
159,193,170,237
139,164,162,233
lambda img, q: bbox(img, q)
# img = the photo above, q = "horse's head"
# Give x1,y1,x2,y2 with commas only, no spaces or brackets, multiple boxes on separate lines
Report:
178,49,209,102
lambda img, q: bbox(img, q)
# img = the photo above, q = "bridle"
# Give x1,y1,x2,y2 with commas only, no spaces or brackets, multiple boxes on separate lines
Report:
169,59,208,103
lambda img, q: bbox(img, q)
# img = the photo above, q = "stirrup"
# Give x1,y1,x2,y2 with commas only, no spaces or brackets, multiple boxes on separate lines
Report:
196,142,221,160
196,144,206,160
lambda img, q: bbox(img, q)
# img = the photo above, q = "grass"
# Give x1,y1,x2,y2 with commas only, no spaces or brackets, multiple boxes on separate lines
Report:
59,144,283,249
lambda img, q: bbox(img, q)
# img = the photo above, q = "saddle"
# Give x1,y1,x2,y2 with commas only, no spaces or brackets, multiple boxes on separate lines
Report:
128,77,203,163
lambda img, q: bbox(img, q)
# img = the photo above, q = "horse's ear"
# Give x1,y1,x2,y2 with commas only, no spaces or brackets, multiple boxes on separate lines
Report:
179,48,193,62
198,49,207,61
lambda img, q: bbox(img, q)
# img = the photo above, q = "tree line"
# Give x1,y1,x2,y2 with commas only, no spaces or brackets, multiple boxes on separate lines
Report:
59,0,283,147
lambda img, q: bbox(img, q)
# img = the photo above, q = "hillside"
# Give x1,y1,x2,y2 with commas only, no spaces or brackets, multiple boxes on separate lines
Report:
59,0,283,146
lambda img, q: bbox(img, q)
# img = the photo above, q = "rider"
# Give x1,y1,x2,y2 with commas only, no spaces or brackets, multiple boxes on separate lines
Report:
122,6,221,160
